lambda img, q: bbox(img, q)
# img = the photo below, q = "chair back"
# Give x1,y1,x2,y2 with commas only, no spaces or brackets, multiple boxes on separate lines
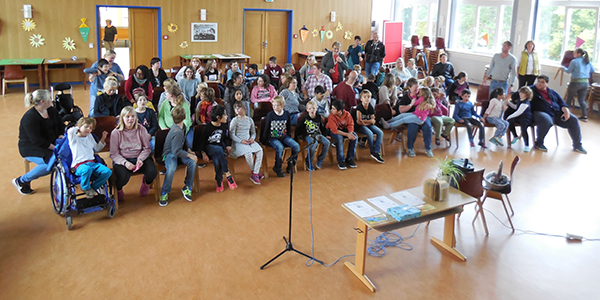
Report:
476,85,490,103
207,82,221,98
509,156,520,182
128,69,136,77
154,129,170,164
4,65,25,80
436,37,446,50
171,67,181,79
458,169,485,199
375,103,393,123
422,36,431,48
191,124,206,155
215,98,224,106
152,87,164,109
411,35,420,47
92,116,118,152
253,101,273,123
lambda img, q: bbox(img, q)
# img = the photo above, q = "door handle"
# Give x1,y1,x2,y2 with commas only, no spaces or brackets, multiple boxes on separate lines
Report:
263,39,268,49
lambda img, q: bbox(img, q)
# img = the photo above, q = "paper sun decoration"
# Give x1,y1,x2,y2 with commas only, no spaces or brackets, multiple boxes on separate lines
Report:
62,37,76,51
29,34,45,47
325,30,334,40
336,22,343,31
167,23,179,33
22,19,36,31
344,31,353,40
312,29,319,37
180,41,189,49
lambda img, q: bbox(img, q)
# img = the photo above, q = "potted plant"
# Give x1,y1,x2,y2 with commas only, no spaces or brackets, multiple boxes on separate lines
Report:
436,156,465,189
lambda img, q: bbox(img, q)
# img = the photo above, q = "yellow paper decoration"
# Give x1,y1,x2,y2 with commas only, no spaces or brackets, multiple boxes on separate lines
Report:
29,34,45,48
167,23,179,33
344,31,353,40
325,30,334,40
79,18,89,28
22,19,36,31
62,37,76,51
312,29,319,37
336,22,343,32
180,41,189,49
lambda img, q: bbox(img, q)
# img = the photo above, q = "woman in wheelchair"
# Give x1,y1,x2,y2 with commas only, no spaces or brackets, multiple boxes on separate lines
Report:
67,117,112,198
110,106,157,201
13,89,65,195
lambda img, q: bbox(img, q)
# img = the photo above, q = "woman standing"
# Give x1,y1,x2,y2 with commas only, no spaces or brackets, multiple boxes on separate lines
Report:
13,90,65,195
110,106,157,201
517,40,539,88
345,36,363,68
563,48,595,121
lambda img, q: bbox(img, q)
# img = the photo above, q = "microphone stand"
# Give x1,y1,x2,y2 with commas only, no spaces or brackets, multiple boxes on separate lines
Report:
260,137,323,269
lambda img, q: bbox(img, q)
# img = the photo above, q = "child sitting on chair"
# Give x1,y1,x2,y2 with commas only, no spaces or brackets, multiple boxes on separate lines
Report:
229,101,264,184
198,105,238,192
429,87,455,146
453,89,486,148
506,86,533,152
296,100,330,170
327,99,358,170
67,117,112,199
312,85,330,118
483,87,509,147
355,90,385,163
135,94,158,151
261,96,299,177
196,87,217,125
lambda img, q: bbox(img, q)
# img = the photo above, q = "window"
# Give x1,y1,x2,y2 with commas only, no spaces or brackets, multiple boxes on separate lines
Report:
451,0,514,52
534,0,599,69
393,0,439,43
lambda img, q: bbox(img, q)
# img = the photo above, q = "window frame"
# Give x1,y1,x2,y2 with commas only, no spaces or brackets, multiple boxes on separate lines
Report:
392,0,440,42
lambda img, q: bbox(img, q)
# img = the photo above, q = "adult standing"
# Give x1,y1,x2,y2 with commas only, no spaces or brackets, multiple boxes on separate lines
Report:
13,90,65,195
563,48,595,121
431,53,456,87
110,106,157,201
517,40,539,88
345,36,364,68
322,41,350,85
486,41,518,96
530,75,586,154
148,57,169,88
364,32,386,77
103,19,118,51
331,71,358,111
302,63,333,102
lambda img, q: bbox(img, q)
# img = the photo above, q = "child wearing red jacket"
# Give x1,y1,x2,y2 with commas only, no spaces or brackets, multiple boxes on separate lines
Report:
326,99,358,170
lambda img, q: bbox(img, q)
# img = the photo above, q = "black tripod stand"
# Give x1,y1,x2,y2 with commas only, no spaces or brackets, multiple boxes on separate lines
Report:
260,140,323,269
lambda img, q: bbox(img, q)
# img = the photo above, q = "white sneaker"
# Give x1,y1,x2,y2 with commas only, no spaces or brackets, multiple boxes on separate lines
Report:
524,146,530,152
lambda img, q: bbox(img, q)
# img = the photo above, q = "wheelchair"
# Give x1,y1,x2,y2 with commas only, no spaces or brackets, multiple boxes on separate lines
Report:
51,83,83,128
49,134,116,230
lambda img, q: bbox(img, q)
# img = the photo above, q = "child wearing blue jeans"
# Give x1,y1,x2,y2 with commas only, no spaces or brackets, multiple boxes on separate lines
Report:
198,105,238,192
296,100,330,170
326,99,358,170
483,87,509,146
355,90,385,163
160,106,198,207
261,96,299,177
453,89,486,148
67,117,112,198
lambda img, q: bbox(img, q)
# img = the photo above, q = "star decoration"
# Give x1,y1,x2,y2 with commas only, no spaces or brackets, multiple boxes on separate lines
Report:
325,30,334,40
180,41,189,49
29,34,45,47
167,23,178,33
312,29,319,37
344,31,353,40
22,19,36,31
336,22,343,31
62,37,76,51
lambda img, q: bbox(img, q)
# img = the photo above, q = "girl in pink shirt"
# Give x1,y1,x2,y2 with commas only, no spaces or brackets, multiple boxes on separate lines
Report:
250,74,278,108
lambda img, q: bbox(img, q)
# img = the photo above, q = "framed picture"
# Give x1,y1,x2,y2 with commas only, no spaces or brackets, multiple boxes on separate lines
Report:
191,23,218,42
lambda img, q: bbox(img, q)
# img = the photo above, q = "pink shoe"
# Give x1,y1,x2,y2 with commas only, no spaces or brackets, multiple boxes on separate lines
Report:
216,181,224,192
139,179,150,196
117,190,125,201
227,176,238,190
258,173,265,179
250,173,261,185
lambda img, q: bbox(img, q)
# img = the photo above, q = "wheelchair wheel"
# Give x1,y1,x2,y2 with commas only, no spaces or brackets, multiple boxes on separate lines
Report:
50,164,69,216
66,215,73,230
107,204,116,219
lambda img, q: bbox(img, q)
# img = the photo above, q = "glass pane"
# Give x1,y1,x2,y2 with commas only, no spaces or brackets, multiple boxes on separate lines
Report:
454,4,477,50
567,8,597,64
477,6,498,50
397,5,415,42
499,5,513,48
431,3,439,38
535,5,565,62
416,5,429,39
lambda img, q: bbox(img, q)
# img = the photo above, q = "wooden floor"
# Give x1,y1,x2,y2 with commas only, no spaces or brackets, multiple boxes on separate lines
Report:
1,85,599,300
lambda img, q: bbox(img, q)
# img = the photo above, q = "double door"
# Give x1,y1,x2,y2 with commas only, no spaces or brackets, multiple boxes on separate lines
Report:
244,10,288,69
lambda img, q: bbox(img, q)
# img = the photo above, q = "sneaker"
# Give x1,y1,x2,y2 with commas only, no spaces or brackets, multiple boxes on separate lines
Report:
331,142,336,148
250,173,261,185
258,173,265,180
181,186,193,201
407,149,416,157
511,137,520,145
117,190,125,201
159,194,168,206
524,146,530,152
84,189,96,199
273,167,285,177
346,159,357,168
315,160,323,170
370,153,384,163
489,137,499,146
139,179,150,196
159,170,165,175
305,158,314,171
493,137,504,146
338,162,347,170
197,163,207,168
380,117,390,129
580,116,588,122
497,137,505,145
216,181,224,192
470,141,475,147
227,176,238,189
435,138,441,146
574,146,587,154
534,144,548,152
426,150,434,158
12,177,33,195
478,141,487,149
441,134,451,143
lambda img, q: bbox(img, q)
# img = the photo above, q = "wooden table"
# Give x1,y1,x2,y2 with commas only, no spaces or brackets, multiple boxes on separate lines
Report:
342,186,476,292
179,54,217,67
0,58,45,88
43,58,87,90
180,53,251,71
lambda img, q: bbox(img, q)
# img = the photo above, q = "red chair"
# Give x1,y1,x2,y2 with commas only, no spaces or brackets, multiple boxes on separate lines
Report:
2,65,28,96
411,35,420,47
436,37,446,50
422,36,431,48
207,82,221,99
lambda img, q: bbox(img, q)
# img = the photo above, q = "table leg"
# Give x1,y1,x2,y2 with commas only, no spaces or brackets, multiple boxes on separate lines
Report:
81,64,87,90
430,214,467,261
344,220,376,292
38,64,45,90
44,65,50,89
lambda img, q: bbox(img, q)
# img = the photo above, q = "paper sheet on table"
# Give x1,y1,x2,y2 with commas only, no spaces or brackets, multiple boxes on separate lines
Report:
344,200,381,218
389,191,425,206
367,195,399,212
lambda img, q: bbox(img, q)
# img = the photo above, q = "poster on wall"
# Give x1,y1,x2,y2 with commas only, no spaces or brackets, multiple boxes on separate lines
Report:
191,23,218,42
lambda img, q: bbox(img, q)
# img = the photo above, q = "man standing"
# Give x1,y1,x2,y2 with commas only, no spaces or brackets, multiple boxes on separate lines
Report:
364,32,386,77
530,75,586,154
103,19,118,51
331,71,358,111
322,41,350,85
486,41,517,95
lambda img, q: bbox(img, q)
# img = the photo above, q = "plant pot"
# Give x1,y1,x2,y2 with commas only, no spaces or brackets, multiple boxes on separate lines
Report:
423,177,450,201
